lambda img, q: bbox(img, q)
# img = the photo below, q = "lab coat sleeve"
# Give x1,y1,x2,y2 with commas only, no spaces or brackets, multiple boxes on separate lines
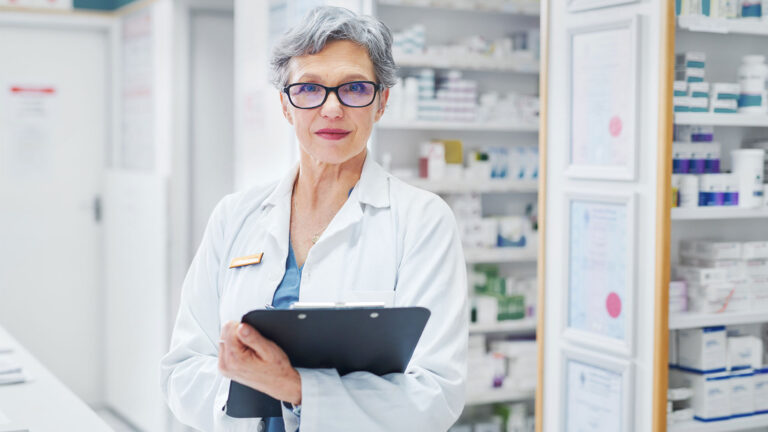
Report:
296,197,468,432
160,195,234,432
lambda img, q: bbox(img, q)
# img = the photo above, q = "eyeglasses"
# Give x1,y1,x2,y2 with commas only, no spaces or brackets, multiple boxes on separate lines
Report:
283,81,383,109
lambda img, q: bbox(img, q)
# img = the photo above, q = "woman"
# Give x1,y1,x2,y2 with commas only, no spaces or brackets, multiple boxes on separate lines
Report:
161,6,467,432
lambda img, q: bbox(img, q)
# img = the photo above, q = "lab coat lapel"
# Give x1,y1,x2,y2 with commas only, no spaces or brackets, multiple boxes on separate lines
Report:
257,165,297,308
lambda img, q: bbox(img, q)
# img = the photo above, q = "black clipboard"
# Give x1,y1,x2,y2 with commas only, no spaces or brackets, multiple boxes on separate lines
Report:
225,306,430,418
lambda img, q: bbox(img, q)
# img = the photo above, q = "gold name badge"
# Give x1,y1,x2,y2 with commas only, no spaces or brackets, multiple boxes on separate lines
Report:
229,253,264,269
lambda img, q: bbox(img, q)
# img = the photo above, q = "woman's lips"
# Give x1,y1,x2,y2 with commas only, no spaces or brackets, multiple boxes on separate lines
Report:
315,128,351,140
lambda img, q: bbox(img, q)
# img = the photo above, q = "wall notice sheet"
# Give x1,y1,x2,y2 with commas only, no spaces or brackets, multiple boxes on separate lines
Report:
2,85,58,178
570,24,634,172
566,359,623,431
569,200,628,341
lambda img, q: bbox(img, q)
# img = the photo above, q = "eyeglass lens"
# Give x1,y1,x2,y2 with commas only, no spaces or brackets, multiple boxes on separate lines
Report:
288,82,376,108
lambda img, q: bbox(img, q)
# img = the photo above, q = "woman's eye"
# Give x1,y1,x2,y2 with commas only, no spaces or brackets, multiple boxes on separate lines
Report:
298,84,319,93
348,83,365,93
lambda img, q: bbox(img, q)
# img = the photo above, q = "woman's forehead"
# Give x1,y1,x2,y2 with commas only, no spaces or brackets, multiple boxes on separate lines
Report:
289,40,376,84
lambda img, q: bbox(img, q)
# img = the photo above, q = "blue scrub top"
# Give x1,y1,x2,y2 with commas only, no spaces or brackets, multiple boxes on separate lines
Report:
265,241,302,432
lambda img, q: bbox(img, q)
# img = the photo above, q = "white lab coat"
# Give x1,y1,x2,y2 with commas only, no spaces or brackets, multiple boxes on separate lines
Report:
160,156,468,432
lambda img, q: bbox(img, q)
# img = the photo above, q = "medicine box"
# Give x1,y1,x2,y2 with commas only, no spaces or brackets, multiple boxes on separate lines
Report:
711,98,739,113
712,83,740,100
750,283,768,311
681,240,742,261
674,80,688,97
676,67,705,83
670,281,687,298
677,326,727,373
670,330,679,366
727,336,764,370
743,242,768,260
674,266,730,284
674,96,690,112
688,281,750,314
689,81,710,98
745,259,768,278
669,367,731,421
729,370,755,418
689,97,709,112
755,368,768,414
676,52,706,68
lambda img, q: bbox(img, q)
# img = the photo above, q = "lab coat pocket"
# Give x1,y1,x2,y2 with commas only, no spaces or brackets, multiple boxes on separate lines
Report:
340,290,395,307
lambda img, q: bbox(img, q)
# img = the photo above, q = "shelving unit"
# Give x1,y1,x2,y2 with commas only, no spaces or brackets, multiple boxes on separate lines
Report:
377,119,539,132
395,53,539,73
374,1,540,421
464,247,538,264
670,311,768,329
668,13,768,431
405,178,538,194
669,414,768,432
671,207,768,220
378,0,540,16
678,15,768,36
465,388,536,406
674,112,768,127
469,318,537,334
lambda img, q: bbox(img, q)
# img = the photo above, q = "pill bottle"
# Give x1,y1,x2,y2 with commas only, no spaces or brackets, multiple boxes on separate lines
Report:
738,55,768,114
732,149,766,208
680,175,699,208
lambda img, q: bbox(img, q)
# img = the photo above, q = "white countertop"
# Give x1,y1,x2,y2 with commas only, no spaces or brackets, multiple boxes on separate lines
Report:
0,325,112,432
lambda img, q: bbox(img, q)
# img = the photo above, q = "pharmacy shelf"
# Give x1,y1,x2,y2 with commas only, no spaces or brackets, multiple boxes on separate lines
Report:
378,0,540,17
678,15,768,36
464,247,538,264
669,414,768,432
671,207,768,220
674,112,768,127
469,318,537,334
406,178,538,194
395,53,540,74
670,311,768,330
465,388,536,406
377,119,539,132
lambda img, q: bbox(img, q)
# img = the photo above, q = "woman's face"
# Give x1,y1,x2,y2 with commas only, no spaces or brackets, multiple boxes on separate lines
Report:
280,40,389,165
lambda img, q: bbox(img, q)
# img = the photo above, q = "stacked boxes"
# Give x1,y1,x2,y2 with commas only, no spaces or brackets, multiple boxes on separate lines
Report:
471,264,536,323
673,240,768,314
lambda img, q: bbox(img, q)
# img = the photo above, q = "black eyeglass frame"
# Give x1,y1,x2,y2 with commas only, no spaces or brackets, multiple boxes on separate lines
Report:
282,81,384,109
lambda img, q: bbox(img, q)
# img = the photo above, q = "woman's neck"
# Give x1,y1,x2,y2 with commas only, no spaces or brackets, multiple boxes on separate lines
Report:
294,149,366,209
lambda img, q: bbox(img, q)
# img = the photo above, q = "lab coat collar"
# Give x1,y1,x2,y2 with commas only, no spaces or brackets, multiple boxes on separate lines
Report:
261,153,391,210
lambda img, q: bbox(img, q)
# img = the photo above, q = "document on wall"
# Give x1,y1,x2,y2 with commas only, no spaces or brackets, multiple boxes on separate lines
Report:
566,359,623,431
121,9,155,172
570,23,635,173
569,200,628,341
2,85,58,178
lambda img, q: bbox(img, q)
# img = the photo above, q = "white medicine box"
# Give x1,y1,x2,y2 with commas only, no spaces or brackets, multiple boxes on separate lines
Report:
669,368,731,422
681,240,742,261
677,326,727,373
755,368,768,414
729,370,755,418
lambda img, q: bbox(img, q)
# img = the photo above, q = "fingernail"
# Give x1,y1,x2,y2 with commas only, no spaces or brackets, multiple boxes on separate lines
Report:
239,324,251,336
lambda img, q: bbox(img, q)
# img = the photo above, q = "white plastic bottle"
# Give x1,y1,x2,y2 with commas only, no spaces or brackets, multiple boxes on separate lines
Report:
738,55,768,114
732,149,766,208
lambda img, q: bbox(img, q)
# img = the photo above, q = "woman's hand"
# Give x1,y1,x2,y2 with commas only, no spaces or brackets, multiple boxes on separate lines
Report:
218,321,302,405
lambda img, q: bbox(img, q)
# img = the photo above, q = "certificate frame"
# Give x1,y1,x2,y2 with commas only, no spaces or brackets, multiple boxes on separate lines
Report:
562,345,634,432
568,0,638,13
565,16,639,181
562,189,636,357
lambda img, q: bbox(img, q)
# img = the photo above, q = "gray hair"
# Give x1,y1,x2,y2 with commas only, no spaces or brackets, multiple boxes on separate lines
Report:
270,6,397,89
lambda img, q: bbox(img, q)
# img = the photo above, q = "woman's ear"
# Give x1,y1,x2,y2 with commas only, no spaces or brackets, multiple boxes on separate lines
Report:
374,87,390,122
280,92,294,125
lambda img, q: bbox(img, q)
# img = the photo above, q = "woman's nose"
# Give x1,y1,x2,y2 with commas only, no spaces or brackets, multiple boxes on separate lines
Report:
320,91,344,119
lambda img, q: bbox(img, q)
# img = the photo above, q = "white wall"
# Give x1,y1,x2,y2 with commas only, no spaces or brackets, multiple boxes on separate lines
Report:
542,1,664,431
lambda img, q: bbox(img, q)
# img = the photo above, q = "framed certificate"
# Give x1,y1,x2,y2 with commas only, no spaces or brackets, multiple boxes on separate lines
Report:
568,0,638,12
566,17,639,181
562,346,634,432
563,190,636,356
